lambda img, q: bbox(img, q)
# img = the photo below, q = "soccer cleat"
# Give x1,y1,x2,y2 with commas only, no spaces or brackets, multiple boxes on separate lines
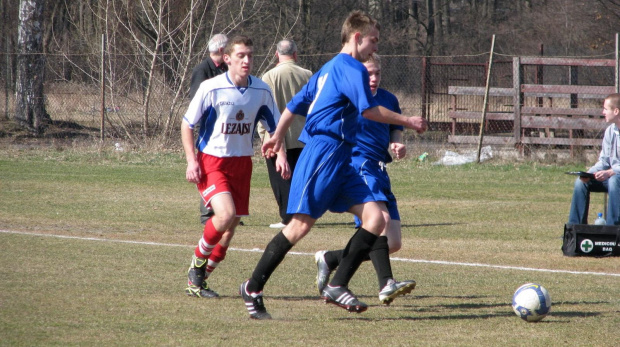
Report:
315,250,332,294
378,279,416,305
321,285,368,313
239,280,272,320
186,280,220,298
185,255,219,298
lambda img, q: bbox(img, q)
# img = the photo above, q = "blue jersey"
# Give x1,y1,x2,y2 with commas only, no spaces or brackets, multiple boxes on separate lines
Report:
287,53,378,145
353,88,404,164
285,53,379,218
351,88,403,227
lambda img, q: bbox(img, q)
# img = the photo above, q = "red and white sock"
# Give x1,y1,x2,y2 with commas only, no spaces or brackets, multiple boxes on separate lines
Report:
194,218,223,258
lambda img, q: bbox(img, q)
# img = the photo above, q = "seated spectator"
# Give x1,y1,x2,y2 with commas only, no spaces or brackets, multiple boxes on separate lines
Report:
568,93,620,225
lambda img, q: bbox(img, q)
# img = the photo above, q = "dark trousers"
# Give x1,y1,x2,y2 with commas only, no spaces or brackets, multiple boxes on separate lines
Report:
266,147,302,225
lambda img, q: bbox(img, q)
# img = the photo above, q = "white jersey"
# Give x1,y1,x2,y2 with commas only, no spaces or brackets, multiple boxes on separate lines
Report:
183,72,280,157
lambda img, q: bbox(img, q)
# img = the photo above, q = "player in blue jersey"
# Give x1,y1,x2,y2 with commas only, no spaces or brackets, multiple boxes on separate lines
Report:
240,11,427,319
314,54,416,306
181,35,290,298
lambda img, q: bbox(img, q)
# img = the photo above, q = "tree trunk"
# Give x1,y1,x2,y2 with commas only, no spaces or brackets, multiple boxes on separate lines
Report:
434,0,443,42
15,0,47,135
426,0,435,56
441,0,450,35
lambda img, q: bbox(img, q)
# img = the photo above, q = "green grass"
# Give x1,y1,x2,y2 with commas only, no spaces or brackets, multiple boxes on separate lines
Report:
0,147,619,346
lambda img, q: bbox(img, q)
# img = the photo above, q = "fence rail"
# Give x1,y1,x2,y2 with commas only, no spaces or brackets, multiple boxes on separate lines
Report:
1,49,619,158
445,54,619,156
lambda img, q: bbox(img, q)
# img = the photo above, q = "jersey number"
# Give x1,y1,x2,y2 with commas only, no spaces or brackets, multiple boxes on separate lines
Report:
307,73,328,115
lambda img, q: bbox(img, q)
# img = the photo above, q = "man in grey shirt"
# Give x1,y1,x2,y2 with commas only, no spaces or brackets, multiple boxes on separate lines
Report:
569,93,620,225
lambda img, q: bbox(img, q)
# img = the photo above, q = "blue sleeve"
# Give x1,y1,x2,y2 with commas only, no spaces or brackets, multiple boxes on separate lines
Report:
388,93,404,132
256,105,277,134
342,65,377,114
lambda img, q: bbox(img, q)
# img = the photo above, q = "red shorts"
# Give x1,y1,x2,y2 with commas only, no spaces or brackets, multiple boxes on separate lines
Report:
196,153,252,216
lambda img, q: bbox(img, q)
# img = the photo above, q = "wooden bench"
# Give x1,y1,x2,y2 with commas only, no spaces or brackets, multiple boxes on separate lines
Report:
446,52,617,152
517,84,612,148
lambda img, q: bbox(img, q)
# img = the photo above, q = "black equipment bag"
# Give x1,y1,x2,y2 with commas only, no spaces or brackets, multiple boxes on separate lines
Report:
562,224,620,257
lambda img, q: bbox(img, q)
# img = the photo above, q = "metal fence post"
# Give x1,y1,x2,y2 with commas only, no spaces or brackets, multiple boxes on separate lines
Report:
100,34,105,141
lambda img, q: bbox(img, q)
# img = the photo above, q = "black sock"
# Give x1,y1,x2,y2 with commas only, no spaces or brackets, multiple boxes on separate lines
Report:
247,231,293,292
369,236,392,289
325,246,371,271
329,228,377,287
324,249,342,270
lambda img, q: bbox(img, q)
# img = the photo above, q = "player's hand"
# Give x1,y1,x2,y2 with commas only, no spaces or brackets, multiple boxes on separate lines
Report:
275,155,291,180
407,116,428,134
261,136,283,158
186,160,201,184
390,142,406,160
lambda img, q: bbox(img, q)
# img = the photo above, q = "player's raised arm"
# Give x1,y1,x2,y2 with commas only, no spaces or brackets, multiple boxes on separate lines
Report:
362,106,428,134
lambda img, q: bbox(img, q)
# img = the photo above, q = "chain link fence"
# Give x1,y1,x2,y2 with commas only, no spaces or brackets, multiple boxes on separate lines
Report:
1,50,619,160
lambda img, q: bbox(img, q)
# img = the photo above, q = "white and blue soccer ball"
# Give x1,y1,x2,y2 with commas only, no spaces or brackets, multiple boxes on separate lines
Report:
511,283,551,322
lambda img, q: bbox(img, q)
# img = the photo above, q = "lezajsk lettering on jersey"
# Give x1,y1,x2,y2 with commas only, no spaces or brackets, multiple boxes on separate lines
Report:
221,110,251,135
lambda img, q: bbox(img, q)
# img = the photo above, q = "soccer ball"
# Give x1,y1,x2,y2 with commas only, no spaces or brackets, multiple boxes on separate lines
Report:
511,283,551,322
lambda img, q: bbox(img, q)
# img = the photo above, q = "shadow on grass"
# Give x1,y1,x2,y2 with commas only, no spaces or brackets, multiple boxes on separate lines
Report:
218,295,320,301
401,222,466,228
376,312,516,321
246,221,467,228
218,296,608,322
553,300,611,306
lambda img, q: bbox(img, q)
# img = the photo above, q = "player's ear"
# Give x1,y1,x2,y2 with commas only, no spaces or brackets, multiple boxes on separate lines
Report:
354,32,362,45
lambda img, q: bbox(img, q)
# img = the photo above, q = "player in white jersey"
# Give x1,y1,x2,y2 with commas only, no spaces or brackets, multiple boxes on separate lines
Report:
181,35,290,298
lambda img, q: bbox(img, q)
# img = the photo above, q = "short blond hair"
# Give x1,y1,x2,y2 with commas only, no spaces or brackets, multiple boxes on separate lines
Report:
340,11,380,46
364,53,381,66
606,93,620,110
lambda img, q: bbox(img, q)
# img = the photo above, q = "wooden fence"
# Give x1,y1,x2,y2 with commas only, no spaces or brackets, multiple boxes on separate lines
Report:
448,56,619,154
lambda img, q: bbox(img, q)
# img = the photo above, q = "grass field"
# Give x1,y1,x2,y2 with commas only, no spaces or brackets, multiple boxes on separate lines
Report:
0,145,619,346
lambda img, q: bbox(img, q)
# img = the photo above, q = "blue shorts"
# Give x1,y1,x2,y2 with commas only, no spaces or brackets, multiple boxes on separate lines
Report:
351,156,400,227
287,135,375,219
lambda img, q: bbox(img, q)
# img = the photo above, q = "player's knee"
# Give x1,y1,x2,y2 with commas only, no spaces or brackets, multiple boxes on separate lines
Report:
362,215,386,233
212,212,236,231
388,240,402,254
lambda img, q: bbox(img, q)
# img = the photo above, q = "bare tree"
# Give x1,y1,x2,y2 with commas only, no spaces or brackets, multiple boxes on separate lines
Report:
14,0,48,135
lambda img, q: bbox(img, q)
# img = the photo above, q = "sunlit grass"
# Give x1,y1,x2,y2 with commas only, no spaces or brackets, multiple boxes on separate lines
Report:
0,148,618,346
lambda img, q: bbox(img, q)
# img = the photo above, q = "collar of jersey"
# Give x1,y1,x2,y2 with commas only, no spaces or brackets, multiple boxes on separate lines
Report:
225,72,253,88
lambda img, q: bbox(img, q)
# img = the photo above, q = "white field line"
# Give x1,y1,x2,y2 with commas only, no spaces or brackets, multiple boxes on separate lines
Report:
2,229,619,278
